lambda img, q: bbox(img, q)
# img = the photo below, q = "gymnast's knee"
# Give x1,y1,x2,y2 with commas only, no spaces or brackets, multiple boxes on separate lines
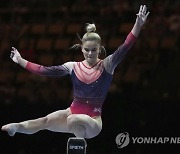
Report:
71,124,86,138
67,115,80,126
67,116,86,135
43,116,51,128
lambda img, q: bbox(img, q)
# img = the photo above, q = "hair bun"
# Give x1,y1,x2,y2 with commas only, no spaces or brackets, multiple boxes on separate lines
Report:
86,23,96,33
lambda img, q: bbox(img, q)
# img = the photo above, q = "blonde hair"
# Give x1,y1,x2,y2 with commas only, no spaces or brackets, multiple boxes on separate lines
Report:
70,23,106,56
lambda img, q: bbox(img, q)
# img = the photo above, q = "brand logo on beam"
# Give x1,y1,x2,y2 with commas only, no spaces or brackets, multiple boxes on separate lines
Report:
69,145,84,150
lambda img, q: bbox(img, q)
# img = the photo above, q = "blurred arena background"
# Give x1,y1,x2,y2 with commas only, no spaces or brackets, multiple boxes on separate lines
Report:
0,0,179,153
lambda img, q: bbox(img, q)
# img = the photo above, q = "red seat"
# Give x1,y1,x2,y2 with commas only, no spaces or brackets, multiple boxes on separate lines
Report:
66,23,82,34
31,24,46,35
161,37,176,48
119,23,133,34
107,37,123,49
54,38,71,50
39,54,54,65
48,23,64,35
36,38,52,51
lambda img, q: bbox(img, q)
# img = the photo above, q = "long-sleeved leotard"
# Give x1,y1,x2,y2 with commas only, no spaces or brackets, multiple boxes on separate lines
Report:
25,32,136,117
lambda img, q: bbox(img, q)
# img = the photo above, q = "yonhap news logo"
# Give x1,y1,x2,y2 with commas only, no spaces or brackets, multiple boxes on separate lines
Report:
115,132,130,148
116,132,180,149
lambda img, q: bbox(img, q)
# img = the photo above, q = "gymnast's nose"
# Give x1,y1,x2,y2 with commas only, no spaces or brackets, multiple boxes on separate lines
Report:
88,51,93,55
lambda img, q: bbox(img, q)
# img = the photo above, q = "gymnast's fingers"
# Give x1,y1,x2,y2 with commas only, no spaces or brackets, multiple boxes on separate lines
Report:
12,47,18,53
145,11,150,18
142,5,146,14
139,5,143,13
10,51,14,59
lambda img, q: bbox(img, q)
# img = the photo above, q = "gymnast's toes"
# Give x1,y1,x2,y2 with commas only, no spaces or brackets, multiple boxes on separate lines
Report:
1,123,17,136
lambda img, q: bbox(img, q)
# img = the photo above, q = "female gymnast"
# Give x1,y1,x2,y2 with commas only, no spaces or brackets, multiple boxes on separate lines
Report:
2,5,150,139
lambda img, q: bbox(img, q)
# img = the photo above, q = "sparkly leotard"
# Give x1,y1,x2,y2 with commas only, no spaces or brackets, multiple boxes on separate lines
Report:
25,32,136,117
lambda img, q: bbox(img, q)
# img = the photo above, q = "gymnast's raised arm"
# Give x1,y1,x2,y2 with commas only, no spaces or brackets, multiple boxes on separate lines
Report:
103,5,150,74
10,47,74,76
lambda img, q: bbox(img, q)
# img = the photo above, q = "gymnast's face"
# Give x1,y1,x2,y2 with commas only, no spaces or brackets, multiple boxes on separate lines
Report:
82,40,100,64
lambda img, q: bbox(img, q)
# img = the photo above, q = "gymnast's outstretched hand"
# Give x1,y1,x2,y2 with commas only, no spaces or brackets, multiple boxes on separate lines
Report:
136,5,150,27
10,47,28,68
10,47,22,64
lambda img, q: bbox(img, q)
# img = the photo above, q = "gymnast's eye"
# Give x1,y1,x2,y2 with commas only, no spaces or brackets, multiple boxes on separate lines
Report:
84,48,97,52
84,48,90,52
91,48,97,52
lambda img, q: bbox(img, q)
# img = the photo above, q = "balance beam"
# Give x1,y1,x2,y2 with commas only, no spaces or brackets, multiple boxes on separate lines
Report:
67,137,87,154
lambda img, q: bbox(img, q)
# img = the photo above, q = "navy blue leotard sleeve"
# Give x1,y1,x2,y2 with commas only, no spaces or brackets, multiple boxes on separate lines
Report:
103,32,137,74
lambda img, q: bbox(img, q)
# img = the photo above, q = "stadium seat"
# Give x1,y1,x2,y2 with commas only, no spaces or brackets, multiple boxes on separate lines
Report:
54,38,71,50
161,37,176,48
107,37,123,49
16,72,30,83
31,24,46,36
0,72,14,83
48,23,64,36
0,40,10,51
39,54,54,65
66,23,82,34
36,38,52,51
119,23,133,34
147,37,159,50
19,24,30,37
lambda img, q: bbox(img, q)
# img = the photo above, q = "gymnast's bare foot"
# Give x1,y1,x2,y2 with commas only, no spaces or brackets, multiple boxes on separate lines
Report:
1,123,18,136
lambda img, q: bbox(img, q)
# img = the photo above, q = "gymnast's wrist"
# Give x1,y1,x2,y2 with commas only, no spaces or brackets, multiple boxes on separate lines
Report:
17,57,28,68
131,22,141,37
134,21,142,29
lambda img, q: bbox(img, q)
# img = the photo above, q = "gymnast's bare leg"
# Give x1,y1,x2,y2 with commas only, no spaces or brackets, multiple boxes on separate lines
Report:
1,108,102,139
